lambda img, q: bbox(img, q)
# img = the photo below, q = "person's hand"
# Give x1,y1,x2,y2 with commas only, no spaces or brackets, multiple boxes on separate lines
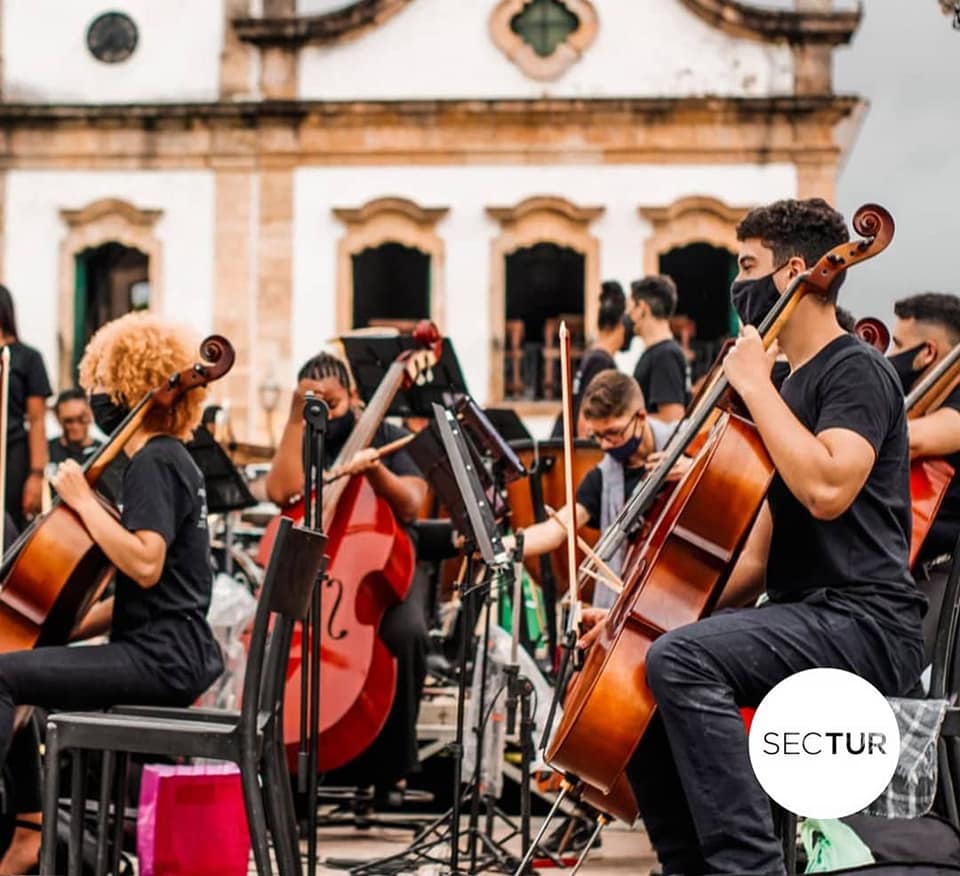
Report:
21,472,43,520
577,607,609,650
330,447,381,481
645,451,692,482
49,460,96,514
723,327,778,400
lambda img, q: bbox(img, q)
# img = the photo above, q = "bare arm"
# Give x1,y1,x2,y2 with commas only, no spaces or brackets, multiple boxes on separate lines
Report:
265,393,307,505
22,396,49,516
71,595,114,641
908,408,960,460
716,502,772,609
365,465,426,524
725,329,875,521
503,502,591,558
50,460,167,588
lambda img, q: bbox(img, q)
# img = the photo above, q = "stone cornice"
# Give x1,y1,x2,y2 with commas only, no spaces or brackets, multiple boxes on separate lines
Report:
233,0,413,48
0,95,863,168
679,0,861,46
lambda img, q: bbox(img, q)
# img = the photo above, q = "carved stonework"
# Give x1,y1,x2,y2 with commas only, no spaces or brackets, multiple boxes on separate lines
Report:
333,197,449,334
58,198,163,389
638,195,751,275
489,0,598,82
486,196,604,406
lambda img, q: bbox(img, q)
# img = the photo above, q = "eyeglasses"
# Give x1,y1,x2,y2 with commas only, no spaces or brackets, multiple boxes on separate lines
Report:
589,410,645,444
60,416,90,426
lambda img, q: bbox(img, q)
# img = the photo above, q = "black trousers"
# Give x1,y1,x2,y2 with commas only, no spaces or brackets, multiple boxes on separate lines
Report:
625,597,924,876
0,642,197,814
3,439,28,532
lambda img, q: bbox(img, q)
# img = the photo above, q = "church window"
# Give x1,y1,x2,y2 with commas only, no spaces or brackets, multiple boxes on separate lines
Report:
510,0,579,59
86,12,139,64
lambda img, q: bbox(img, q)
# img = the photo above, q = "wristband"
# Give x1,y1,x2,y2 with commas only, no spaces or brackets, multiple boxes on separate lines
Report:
29,468,44,477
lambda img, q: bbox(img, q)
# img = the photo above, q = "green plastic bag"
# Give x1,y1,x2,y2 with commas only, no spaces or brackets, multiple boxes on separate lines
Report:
801,817,875,873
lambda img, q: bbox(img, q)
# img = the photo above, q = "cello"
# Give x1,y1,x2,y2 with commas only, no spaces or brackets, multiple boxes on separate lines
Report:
0,335,235,653
256,322,443,772
545,205,896,799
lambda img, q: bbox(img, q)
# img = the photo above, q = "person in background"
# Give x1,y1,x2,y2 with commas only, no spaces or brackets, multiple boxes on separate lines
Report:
551,280,627,439
0,285,52,529
888,293,960,564
47,389,100,468
629,275,690,423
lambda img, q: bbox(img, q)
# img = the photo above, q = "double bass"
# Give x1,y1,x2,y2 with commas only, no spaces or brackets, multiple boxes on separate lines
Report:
546,205,896,801
0,335,235,653
256,323,443,772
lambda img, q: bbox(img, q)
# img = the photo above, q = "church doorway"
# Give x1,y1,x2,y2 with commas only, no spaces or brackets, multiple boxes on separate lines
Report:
504,242,584,400
73,242,149,378
659,242,737,383
352,242,430,332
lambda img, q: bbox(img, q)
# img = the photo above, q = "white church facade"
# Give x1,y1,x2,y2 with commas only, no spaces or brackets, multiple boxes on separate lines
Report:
0,0,863,440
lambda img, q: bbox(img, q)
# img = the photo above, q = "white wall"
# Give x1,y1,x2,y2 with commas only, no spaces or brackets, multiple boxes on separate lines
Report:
2,0,224,103
4,171,216,392
292,162,796,407
299,0,793,101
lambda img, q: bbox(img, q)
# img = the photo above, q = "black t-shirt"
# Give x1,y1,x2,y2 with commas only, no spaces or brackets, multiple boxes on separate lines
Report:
576,462,646,530
113,436,223,695
633,339,690,414
5,342,52,444
550,348,617,439
325,420,421,480
918,385,960,560
767,334,925,635
48,437,101,467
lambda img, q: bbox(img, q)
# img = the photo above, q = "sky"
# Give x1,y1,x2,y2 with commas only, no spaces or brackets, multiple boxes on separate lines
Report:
832,1,960,324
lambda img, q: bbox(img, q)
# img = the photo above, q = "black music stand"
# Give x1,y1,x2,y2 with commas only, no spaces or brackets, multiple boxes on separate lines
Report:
344,404,541,876
339,335,469,418
185,428,257,515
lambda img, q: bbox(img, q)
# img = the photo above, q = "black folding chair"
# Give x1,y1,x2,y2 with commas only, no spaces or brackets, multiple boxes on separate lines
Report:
39,517,326,876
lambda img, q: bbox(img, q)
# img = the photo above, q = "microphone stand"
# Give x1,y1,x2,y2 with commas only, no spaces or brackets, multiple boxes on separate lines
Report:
299,392,328,876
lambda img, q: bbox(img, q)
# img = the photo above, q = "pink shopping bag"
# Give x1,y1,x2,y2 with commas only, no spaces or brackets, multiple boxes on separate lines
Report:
137,763,251,876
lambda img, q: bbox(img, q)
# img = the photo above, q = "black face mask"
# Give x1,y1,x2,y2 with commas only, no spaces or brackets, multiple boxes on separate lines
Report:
887,343,930,393
325,409,355,449
90,393,130,436
730,265,787,328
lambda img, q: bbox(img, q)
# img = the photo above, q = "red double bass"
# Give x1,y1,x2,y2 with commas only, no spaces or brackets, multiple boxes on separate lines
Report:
257,323,443,771
546,205,896,800
0,335,236,652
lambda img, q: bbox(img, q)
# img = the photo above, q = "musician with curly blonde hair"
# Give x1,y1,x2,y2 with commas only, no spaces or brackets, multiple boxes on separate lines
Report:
0,313,223,873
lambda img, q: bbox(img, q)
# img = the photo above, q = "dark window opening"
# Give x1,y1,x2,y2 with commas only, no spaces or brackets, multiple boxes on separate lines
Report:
352,242,430,332
505,242,584,400
510,0,579,58
659,242,738,384
73,242,149,378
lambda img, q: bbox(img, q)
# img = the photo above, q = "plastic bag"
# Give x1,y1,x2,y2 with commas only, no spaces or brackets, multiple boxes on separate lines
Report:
137,763,250,876
199,572,258,710
802,817,875,873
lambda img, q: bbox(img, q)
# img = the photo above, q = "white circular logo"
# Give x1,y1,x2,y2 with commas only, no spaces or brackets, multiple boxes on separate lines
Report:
747,668,900,818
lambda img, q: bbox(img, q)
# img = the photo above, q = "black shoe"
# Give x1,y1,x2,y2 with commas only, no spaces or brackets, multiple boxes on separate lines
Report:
541,813,602,855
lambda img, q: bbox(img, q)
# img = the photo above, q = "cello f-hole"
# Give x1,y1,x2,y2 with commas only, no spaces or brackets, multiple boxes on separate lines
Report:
324,578,348,640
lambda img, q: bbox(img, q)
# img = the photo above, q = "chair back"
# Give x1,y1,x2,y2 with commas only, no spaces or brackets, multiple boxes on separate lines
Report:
929,535,960,700
240,517,327,740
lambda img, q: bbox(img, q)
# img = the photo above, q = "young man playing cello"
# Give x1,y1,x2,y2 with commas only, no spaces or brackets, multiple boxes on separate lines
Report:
887,292,960,563
582,198,926,874
508,370,674,610
0,313,224,873
264,351,429,800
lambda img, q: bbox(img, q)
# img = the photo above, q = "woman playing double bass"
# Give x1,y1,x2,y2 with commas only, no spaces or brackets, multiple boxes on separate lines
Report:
0,313,224,873
579,199,926,874
264,351,429,799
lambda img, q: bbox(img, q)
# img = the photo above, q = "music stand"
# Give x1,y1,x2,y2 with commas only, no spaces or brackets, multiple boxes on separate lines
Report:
185,427,257,514
481,408,531,445
339,335,469,417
